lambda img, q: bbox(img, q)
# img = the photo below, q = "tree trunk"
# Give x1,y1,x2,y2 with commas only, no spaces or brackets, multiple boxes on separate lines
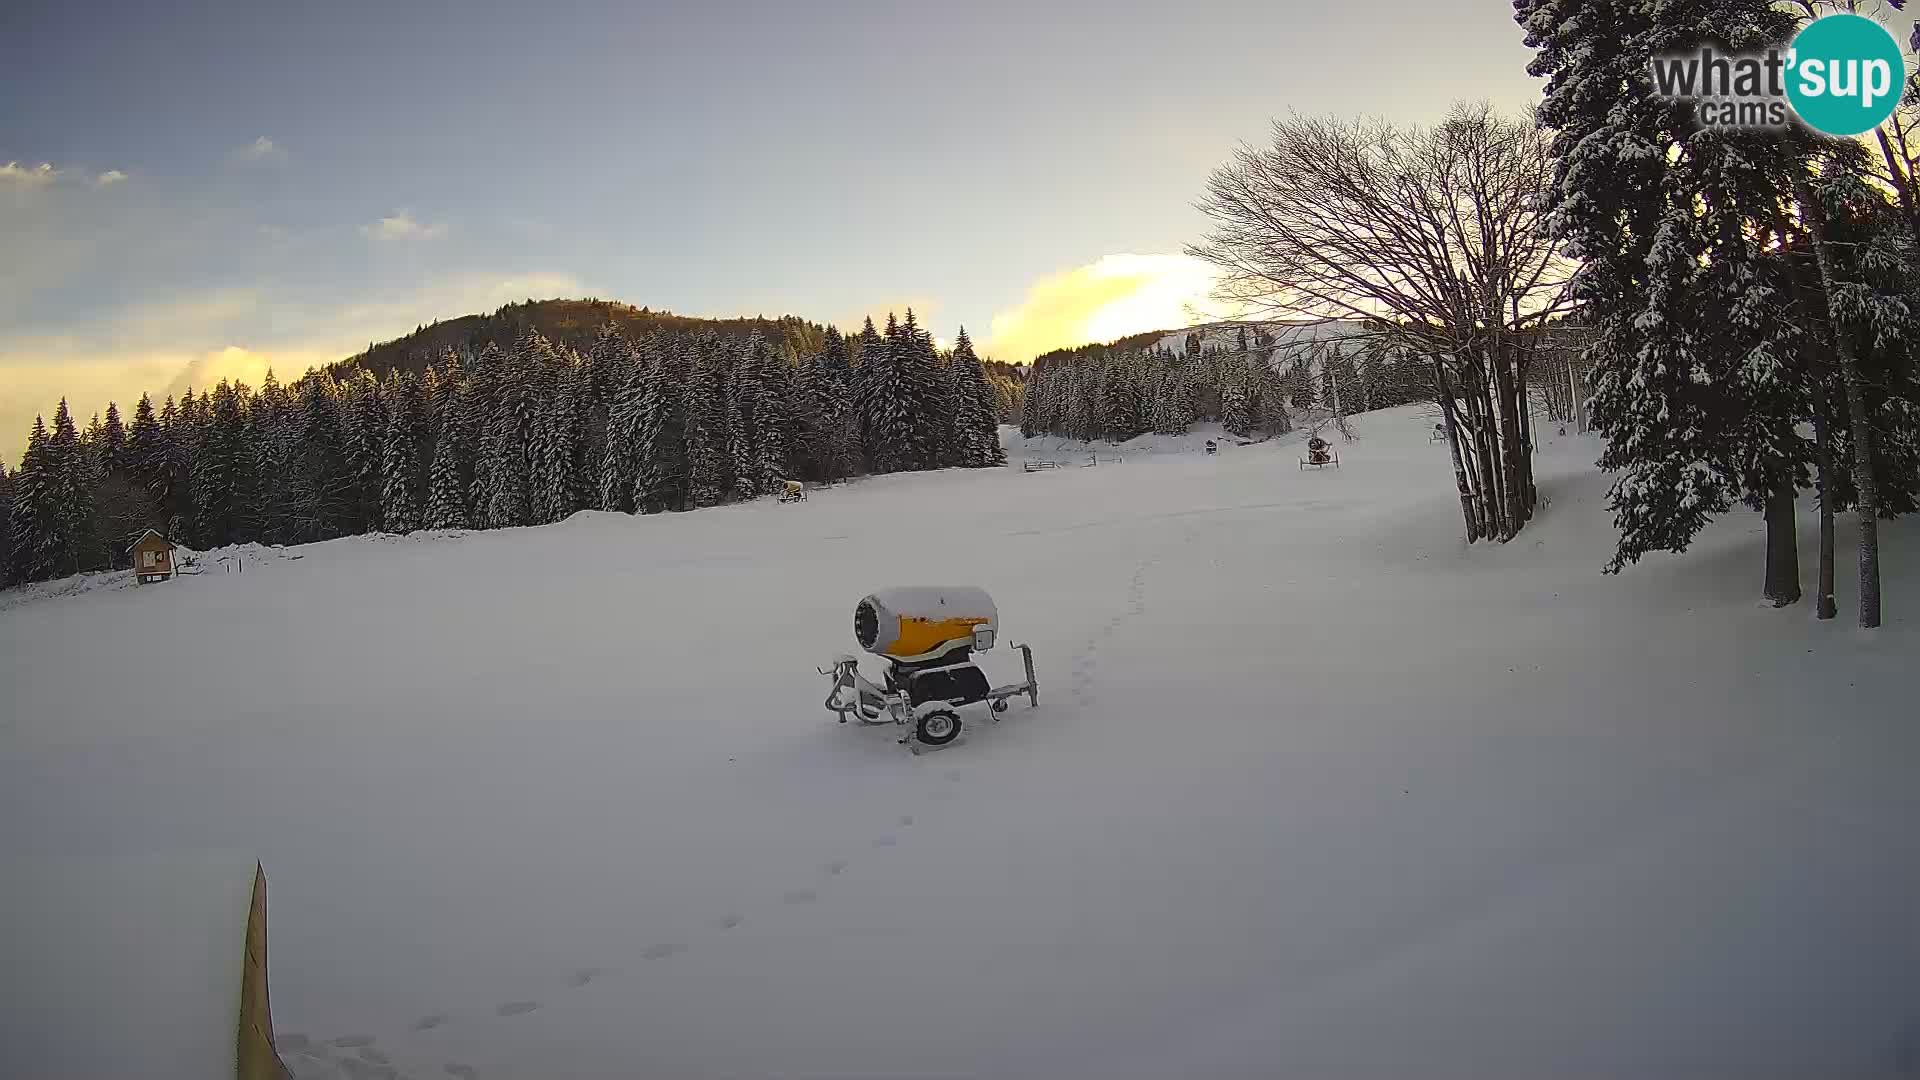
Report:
1838,352,1883,629
1567,352,1585,434
1763,473,1801,607
1465,371,1508,540
1509,349,1537,520
1805,203,1884,629
1814,394,1838,621
1490,342,1528,534
1434,363,1481,542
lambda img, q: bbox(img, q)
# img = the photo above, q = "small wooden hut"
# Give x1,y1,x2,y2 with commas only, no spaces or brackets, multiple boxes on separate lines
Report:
130,529,177,584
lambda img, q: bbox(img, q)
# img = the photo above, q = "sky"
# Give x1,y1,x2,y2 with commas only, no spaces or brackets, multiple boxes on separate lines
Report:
0,0,1543,462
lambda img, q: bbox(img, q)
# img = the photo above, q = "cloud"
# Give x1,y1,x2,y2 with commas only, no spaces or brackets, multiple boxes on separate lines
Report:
0,272,586,463
232,136,286,164
93,170,128,188
362,211,447,241
1,162,61,188
983,253,1226,363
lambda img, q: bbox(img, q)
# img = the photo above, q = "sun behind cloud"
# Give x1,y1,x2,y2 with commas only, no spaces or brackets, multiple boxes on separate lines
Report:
983,253,1222,362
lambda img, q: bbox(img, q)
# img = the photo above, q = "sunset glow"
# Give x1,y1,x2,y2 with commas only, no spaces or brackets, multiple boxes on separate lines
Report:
984,253,1223,362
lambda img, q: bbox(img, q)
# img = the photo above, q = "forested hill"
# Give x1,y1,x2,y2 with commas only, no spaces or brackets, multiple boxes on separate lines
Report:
332,299,831,380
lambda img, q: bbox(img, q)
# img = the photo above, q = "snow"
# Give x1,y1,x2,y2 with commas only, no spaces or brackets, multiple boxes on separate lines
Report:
1152,318,1378,359
3,406,1918,1079
863,586,997,625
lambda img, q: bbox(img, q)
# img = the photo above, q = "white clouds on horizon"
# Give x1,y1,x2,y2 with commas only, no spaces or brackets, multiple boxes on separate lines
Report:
232,136,286,164
362,210,447,241
2,162,134,193
1,162,62,188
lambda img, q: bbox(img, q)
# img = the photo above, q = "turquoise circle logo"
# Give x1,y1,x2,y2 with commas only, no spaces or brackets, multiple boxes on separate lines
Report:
1787,13,1906,136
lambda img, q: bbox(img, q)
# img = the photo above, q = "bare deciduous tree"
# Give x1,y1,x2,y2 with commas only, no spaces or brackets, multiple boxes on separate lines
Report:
1189,102,1575,541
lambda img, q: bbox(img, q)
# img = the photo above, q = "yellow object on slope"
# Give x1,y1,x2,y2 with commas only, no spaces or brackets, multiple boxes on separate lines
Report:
855,587,998,661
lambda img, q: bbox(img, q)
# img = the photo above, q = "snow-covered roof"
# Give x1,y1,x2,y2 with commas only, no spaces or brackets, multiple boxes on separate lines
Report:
128,528,175,553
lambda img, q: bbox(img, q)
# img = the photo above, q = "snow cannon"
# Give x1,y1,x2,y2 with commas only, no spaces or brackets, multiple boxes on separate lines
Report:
854,586,998,662
823,586,1039,750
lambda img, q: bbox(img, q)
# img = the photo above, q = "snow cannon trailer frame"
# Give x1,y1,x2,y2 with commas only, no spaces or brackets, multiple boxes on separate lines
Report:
820,587,1039,751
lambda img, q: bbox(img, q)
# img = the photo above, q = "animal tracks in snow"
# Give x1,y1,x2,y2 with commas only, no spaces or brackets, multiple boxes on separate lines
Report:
1065,545,1173,716
289,608,1047,1067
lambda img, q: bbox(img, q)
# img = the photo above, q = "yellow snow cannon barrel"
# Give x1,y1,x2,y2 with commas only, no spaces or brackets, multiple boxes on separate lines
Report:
854,586,998,661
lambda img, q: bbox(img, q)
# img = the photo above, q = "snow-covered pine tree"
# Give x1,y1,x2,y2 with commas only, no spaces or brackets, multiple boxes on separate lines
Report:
860,314,918,473
1220,357,1252,438
293,375,352,542
99,401,126,477
15,402,97,579
722,345,756,500
802,326,860,481
600,337,646,514
424,396,471,533
158,392,197,544
0,463,13,588
530,367,581,524
1164,358,1198,435
192,380,252,548
947,328,1005,466
1058,362,1088,442
342,371,389,534
1019,359,1050,438
249,371,295,544
742,332,794,492
464,343,506,518
853,315,884,457
8,417,56,581
685,334,732,508
635,334,694,512
1521,0,1814,591
381,372,426,533
897,310,945,469
577,323,629,510
125,393,164,495
478,341,539,529
1255,358,1293,436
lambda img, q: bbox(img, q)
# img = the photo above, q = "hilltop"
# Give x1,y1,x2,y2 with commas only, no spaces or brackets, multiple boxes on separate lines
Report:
329,298,833,380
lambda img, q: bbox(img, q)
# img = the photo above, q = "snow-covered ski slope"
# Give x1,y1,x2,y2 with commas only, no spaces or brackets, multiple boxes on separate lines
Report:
4,406,1917,1080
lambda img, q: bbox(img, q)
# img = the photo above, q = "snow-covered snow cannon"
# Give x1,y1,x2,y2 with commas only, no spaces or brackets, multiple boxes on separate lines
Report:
820,586,1039,749
1300,435,1339,470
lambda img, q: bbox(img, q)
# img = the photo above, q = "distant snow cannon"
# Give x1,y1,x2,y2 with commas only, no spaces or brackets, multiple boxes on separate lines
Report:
823,586,1038,750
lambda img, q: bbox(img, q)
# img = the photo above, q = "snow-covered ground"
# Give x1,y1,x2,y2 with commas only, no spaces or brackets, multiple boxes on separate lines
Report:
4,406,1918,1080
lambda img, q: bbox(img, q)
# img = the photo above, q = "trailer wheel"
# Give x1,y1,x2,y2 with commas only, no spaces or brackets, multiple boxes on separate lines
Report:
991,698,1009,714
916,709,962,746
